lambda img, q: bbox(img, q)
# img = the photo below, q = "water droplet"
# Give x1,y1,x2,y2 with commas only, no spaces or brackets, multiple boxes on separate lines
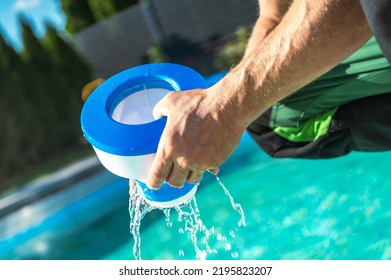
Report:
231,251,239,259
163,208,173,227
216,233,227,241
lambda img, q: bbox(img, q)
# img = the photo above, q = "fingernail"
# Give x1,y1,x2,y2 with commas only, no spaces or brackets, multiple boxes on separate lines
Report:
168,183,184,188
207,169,218,175
147,182,162,190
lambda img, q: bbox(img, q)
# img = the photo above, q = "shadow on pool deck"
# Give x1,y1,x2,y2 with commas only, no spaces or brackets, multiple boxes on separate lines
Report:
0,155,105,219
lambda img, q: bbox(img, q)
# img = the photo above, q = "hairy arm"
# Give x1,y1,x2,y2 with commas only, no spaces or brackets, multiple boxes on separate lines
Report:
244,0,293,56
218,0,372,125
147,0,372,189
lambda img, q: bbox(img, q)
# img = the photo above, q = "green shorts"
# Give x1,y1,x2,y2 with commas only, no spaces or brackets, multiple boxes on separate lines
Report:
247,37,391,158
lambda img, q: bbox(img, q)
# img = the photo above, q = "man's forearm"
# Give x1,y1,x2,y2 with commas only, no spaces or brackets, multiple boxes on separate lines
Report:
217,0,372,128
245,0,293,57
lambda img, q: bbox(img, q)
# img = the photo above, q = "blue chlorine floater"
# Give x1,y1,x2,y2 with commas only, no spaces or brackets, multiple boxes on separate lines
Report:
80,63,208,208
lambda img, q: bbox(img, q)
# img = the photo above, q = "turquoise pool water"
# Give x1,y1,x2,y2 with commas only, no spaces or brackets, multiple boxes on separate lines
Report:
1,132,390,260
106,133,391,260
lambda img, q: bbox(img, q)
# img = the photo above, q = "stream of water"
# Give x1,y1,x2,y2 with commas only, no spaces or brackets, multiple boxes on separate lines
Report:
128,175,246,260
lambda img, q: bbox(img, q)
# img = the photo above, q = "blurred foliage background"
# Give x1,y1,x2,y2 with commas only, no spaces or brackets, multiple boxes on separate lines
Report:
61,0,139,34
0,18,93,191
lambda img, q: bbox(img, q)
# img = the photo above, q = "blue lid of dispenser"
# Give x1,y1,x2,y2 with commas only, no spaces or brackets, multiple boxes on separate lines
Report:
80,63,208,156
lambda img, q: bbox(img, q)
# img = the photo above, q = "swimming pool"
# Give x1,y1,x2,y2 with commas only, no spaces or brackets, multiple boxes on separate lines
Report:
106,133,391,260
1,130,390,260
1,70,390,260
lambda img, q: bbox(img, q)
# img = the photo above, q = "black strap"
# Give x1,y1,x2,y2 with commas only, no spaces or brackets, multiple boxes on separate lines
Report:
360,0,391,64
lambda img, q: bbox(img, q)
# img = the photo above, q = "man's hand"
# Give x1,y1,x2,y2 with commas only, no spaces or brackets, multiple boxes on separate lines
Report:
146,87,246,189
